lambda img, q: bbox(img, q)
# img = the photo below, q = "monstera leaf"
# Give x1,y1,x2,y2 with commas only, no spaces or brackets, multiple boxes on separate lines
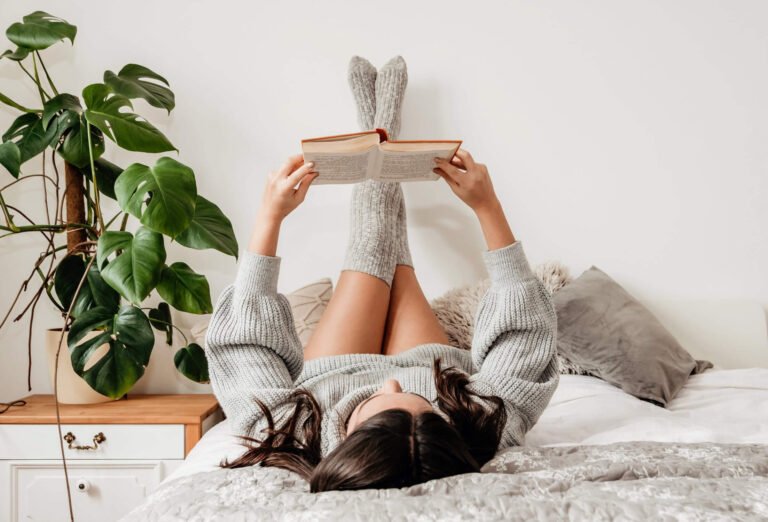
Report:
42,93,81,129
97,228,166,304
6,11,76,51
174,343,209,383
54,255,120,318
67,305,154,399
148,302,173,345
104,64,175,112
176,196,238,258
2,113,58,165
156,262,212,314
0,142,21,178
1,47,31,61
115,157,197,237
83,83,175,153
57,114,105,168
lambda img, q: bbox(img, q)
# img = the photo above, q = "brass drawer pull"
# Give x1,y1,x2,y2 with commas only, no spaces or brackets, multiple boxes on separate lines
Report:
63,431,106,450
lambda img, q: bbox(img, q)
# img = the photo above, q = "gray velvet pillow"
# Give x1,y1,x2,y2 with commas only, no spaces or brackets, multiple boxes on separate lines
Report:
553,266,712,406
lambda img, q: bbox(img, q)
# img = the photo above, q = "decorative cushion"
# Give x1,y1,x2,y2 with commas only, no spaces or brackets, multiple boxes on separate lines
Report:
285,278,333,346
552,267,712,405
191,278,333,348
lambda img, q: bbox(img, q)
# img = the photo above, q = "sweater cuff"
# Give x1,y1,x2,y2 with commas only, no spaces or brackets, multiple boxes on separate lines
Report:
482,241,536,286
234,251,282,295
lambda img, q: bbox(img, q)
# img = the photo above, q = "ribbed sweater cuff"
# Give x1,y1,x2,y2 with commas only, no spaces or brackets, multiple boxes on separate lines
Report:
235,251,281,295
482,241,535,286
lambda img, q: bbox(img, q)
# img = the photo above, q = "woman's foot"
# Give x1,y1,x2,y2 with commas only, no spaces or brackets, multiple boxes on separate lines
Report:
374,56,408,140
348,56,377,131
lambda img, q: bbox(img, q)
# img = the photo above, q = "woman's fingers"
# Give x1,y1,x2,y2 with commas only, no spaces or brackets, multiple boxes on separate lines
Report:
450,155,467,169
295,172,319,201
434,168,459,188
286,161,316,186
279,154,305,177
454,149,476,169
434,157,463,182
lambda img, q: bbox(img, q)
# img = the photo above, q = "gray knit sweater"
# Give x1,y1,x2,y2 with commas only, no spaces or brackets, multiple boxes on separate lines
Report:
205,241,559,457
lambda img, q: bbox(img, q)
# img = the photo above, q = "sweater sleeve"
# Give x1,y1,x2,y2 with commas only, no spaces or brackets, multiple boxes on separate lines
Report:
467,241,559,448
204,251,303,439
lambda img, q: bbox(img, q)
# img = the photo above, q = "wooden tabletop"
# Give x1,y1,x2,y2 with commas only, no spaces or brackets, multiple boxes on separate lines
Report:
0,394,220,425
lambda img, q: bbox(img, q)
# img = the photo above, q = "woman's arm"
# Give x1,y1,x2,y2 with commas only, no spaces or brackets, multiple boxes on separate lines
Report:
466,244,558,448
249,154,318,256
206,156,319,438
433,150,559,447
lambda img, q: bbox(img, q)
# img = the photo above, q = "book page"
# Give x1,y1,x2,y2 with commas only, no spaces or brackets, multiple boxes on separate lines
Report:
302,149,374,184
373,143,460,182
302,132,380,152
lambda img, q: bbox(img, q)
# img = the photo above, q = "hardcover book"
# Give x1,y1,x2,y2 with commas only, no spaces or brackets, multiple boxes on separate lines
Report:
301,129,462,184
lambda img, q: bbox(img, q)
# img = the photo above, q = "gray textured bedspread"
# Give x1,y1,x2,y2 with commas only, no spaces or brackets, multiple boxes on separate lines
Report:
122,442,768,521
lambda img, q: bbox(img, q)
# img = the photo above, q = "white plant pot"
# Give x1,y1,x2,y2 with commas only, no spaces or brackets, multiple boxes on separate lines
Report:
45,329,114,404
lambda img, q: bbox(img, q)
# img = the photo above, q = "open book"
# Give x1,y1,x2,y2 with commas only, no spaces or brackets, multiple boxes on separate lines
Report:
301,129,462,184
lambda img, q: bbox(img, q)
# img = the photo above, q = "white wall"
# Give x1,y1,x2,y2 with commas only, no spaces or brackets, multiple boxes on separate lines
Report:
1,1,766,402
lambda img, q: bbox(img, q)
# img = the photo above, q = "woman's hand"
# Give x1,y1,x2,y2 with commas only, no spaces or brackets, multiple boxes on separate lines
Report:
433,149,498,212
249,154,318,256
433,149,516,250
260,154,319,222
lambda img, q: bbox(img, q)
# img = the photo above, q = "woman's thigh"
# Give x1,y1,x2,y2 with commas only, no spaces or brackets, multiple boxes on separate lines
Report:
303,271,391,361
382,265,450,356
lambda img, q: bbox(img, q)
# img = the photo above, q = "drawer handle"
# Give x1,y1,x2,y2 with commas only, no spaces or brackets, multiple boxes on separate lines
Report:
63,431,106,451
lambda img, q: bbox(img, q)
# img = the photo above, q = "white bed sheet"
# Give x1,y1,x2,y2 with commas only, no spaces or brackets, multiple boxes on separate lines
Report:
166,368,768,483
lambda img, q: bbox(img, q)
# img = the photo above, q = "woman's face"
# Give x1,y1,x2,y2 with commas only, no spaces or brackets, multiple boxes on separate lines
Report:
346,379,433,435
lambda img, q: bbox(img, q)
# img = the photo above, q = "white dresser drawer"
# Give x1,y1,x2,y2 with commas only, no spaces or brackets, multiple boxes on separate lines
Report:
9,460,172,522
0,424,185,460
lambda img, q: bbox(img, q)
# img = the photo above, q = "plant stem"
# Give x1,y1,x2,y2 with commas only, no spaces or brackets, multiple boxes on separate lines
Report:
104,211,124,230
52,255,95,522
1,173,59,194
30,52,50,103
85,123,105,232
140,313,189,345
35,51,59,96
0,193,18,231
51,152,62,226
0,223,68,233
0,92,40,113
83,175,94,225
120,212,130,231
0,246,62,331
41,151,51,227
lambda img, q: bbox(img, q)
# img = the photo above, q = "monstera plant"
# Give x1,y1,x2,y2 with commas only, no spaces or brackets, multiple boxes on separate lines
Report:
0,11,238,398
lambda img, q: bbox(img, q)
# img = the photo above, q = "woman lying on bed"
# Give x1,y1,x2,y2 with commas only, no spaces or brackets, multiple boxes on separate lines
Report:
205,56,559,492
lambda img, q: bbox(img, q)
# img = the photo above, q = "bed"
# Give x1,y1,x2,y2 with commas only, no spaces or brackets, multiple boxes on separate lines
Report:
122,300,768,521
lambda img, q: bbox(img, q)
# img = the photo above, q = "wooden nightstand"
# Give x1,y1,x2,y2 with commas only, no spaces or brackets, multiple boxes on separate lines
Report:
0,394,222,522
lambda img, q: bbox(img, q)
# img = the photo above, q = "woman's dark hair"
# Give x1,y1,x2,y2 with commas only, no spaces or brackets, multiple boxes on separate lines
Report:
221,358,507,492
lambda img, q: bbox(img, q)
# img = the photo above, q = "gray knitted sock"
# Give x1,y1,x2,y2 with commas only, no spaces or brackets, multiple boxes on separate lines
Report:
344,56,401,285
374,55,408,140
374,56,412,267
394,192,413,268
348,55,413,270
342,180,401,286
348,56,377,130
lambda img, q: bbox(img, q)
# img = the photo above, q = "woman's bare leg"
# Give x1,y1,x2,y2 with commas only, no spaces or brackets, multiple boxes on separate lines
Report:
382,266,450,355
304,272,390,360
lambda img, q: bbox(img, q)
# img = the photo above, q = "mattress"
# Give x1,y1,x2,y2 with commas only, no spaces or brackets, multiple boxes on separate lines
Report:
165,367,768,483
